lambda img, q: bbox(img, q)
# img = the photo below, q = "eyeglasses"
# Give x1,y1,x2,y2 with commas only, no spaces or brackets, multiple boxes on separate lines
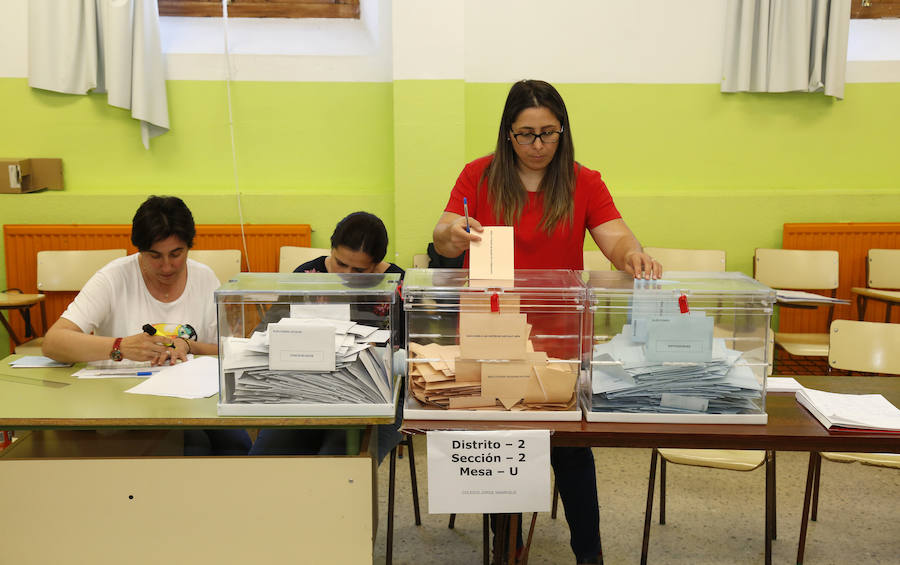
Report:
511,127,564,145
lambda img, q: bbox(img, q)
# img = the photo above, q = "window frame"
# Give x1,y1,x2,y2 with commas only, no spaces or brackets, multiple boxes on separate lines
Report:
158,0,360,19
851,0,900,19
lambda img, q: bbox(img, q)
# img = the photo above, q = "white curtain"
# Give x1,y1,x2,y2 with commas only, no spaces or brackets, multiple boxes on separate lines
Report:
28,0,169,149
721,0,851,99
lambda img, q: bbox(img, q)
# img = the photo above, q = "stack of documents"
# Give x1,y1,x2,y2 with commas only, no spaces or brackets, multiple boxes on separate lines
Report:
407,341,578,412
590,328,762,415
221,316,393,405
796,388,900,432
775,290,850,305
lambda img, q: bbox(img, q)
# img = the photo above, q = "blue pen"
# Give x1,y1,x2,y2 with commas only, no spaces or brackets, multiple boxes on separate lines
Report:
463,197,471,233
137,371,152,376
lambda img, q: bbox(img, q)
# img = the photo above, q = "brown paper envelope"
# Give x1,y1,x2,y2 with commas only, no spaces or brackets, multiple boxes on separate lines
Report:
454,358,481,382
523,366,547,403
459,312,529,359
498,396,521,410
534,365,578,403
469,226,514,279
481,361,531,404
417,362,452,383
449,396,498,409
421,343,450,371
408,342,428,357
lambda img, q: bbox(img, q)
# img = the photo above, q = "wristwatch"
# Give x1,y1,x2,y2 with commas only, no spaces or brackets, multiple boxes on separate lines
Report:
110,337,124,362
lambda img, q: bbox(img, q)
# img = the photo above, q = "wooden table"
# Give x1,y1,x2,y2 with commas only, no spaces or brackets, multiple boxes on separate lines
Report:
0,355,390,565
401,376,900,565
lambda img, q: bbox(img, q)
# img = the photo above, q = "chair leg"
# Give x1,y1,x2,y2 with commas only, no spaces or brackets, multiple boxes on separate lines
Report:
640,448,659,565
811,452,822,521
483,514,490,565
857,295,867,321
797,452,819,565
448,513,456,529
771,451,777,540
764,450,774,565
659,455,667,525
405,436,422,525
886,303,893,324
386,446,398,565
550,478,559,519
520,512,538,565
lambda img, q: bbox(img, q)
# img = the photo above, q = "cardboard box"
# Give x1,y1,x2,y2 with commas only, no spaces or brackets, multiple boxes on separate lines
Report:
1,158,64,193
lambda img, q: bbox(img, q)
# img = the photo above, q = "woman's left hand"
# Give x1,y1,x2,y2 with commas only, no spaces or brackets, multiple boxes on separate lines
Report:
151,337,189,366
623,251,662,280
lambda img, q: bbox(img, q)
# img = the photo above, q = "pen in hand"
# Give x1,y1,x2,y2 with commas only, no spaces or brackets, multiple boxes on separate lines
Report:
143,323,175,348
463,197,471,233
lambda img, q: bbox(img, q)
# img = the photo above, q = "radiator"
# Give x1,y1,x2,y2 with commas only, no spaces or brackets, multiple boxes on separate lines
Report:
3,224,311,348
780,222,900,333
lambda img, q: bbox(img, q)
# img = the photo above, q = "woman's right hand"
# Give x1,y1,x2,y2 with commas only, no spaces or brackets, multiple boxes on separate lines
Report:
120,332,174,364
434,211,483,258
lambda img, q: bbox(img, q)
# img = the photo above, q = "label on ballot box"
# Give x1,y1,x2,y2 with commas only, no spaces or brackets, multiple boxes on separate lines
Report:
426,430,550,514
644,312,713,362
268,322,336,371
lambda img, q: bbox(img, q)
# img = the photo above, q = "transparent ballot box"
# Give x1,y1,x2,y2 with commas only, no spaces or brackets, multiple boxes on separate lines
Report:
584,271,775,424
215,272,401,416
402,269,585,421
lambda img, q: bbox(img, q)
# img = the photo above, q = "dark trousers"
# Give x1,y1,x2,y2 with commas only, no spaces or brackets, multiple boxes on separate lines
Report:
491,446,601,562
183,429,252,456
552,446,601,562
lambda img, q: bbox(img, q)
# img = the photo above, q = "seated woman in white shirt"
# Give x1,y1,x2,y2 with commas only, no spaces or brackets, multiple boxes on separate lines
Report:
43,195,250,455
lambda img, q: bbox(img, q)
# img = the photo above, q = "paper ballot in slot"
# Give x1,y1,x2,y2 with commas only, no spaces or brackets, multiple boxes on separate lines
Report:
268,323,336,371
644,313,714,362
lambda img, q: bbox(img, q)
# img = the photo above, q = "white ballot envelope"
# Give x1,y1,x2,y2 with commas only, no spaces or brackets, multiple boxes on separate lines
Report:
268,323,336,371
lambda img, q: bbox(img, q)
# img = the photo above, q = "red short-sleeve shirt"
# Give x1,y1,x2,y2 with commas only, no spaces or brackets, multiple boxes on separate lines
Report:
444,155,621,270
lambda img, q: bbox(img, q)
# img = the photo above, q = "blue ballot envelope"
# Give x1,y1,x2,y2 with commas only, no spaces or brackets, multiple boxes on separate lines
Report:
643,312,714,362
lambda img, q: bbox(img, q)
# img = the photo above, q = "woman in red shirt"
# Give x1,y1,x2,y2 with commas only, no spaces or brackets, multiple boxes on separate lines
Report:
433,80,661,565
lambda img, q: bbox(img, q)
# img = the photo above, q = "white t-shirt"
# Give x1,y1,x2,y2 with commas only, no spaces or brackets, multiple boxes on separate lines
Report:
61,254,220,343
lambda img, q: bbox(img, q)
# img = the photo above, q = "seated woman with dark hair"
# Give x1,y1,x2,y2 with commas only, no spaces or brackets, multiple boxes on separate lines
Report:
43,195,251,456
294,211,404,276
251,211,405,461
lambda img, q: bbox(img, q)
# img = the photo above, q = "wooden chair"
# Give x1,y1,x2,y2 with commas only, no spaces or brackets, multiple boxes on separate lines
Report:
278,246,331,273
796,320,900,564
642,449,776,565
851,249,900,322
188,249,242,284
643,247,726,272
583,250,612,271
13,249,127,355
754,248,840,359
1,291,45,353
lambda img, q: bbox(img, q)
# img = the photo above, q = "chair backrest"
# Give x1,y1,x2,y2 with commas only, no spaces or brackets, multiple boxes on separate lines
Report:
643,247,726,272
279,246,330,273
828,320,900,375
189,249,242,283
754,248,839,290
412,254,430,269
36,249,127,291
583,250,612,271
867,249,900,290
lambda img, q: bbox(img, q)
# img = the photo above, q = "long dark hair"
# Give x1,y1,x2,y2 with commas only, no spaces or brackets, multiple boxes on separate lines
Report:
331,211,389,263
483,80,575,233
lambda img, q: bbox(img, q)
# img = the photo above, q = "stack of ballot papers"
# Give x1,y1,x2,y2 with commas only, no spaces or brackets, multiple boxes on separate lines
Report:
590,326,763,415
775,290,850,305
407,342,579,412
220,316,394,405
796,388,900,432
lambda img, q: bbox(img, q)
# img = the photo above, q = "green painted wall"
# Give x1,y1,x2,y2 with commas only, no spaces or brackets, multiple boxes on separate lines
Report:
2,78,899,356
